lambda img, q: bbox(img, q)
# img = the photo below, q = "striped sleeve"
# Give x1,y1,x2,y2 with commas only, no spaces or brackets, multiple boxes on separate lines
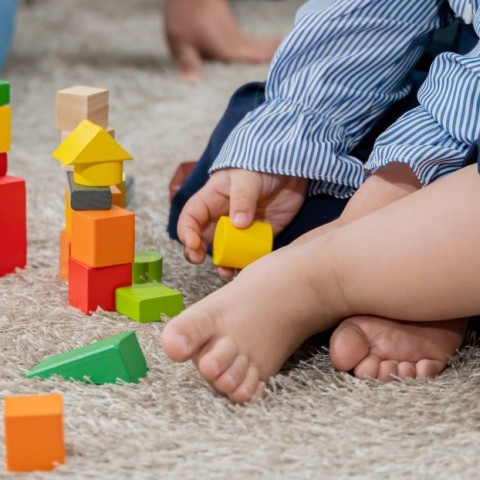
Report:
366,6,480,184
209,0,448,198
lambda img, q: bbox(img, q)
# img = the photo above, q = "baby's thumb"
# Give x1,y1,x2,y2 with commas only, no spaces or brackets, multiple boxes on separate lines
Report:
229,172,261,229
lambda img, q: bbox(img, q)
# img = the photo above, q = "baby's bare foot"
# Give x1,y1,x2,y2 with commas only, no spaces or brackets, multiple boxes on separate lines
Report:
161,245,340,403
329,316,467,380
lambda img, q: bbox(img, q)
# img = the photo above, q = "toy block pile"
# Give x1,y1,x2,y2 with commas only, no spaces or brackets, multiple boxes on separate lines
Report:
0,79,27,277
53,86,134,314
53,85,183,321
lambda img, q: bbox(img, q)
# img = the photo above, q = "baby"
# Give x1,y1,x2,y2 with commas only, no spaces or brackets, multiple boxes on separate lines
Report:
162,0,480,402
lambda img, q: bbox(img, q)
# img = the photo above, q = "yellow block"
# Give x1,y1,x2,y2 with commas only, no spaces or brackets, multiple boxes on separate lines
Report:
52,120,132,166
73,161,123,187
64,187,72,234
212,216,273,269
0,105,11,152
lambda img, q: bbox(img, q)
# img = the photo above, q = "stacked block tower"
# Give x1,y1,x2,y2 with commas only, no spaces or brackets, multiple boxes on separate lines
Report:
53,86,134,314
0,80,27,277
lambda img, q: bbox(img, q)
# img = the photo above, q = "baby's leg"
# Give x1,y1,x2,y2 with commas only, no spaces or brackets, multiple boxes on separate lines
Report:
162,165,480,402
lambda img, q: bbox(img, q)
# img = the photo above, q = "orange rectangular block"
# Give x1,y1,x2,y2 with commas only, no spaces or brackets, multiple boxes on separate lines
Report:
110,185,124,207
59,230,71,281
4,393,65,472
64,187,72,234
71,205,135,268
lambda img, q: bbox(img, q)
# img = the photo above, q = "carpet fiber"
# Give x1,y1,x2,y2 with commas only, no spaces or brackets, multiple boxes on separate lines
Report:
2,1,480,478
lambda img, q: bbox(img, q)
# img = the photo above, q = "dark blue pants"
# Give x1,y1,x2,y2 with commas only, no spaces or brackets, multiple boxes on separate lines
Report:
168,19,477,250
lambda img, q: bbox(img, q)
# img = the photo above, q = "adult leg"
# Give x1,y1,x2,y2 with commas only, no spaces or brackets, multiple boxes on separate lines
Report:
162,164,480,402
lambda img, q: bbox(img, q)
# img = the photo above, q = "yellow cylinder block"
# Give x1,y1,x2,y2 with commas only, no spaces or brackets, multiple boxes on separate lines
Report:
73,161,123,187
212,216,273,269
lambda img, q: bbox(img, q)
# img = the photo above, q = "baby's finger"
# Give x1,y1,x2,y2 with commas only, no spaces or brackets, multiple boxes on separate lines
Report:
216,266,235,279
229,171,262,228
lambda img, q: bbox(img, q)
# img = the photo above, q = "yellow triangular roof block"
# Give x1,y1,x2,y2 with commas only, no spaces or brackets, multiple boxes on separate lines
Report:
52,120,132,165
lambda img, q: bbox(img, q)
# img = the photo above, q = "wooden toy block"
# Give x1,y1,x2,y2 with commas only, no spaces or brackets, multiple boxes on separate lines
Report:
73,160,123,187
132,251,163,284
68,258,132,314
126,174,135,206
71,205,135,268
110,184,124,207
0,104,11,152
26,331,148,384
0,152,7,176
0,176,27,277
59,230,70,282
116,283,183,323
56,85,109,131
52,120,132,166
213,216,273,270
4,393,65,472
66,171,112,210
0,79,10,105
64,187,72,234
62,127,114,141
168,160,197,201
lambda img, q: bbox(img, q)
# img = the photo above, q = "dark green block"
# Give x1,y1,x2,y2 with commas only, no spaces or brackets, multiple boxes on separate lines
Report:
26,331,148,384
132,250,163,284
66,171,112,211
0,80,10,105
116,283,183,323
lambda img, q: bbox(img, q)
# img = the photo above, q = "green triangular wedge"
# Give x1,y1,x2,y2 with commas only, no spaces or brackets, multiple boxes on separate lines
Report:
26,331,147,384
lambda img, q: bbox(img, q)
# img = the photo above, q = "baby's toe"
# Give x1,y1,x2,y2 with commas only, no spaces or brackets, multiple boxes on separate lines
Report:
214,354,249,394
354,355,380,379
415,358,447,378
197,337,238,381
229,365,260,404
377,360,399,381
397,361,416,379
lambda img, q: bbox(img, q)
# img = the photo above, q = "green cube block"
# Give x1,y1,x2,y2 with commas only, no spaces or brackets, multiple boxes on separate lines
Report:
0,80,10,105
132,250,163,284
116,283,183,323
26,331,148,384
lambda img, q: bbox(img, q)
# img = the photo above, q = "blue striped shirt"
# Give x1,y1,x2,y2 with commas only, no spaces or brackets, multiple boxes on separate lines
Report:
210,0,480,198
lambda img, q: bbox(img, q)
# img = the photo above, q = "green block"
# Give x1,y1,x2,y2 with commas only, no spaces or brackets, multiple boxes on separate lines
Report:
116,283,183,323
0,80,10,105
26,331,148,384
132,250,163,284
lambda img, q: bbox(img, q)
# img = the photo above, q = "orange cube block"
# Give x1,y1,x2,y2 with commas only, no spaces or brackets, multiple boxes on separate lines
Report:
59,230,71,281
4,393,65,472
71,205,135,268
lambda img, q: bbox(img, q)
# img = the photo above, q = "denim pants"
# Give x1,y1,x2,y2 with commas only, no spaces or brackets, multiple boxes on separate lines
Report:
168,19,478,250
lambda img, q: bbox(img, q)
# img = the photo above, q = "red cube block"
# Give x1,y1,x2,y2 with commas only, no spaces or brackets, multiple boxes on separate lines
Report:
0,152,7,176
68,258,132,314
0,176,26,277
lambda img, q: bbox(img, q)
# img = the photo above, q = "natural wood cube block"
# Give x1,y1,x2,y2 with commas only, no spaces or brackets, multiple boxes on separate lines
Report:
71,205,135,268
56,85,109,131
4,393,65,472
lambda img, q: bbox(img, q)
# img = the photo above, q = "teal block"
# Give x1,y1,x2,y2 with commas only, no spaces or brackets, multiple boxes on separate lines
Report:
26,331,148,384
116,283,183,323
132,250,163,284
0,80,10,105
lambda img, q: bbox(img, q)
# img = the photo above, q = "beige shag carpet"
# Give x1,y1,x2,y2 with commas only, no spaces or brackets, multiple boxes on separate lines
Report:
2,1,480,478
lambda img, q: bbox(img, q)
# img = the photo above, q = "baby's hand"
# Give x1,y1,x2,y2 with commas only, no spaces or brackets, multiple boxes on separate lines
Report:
177,168,308,276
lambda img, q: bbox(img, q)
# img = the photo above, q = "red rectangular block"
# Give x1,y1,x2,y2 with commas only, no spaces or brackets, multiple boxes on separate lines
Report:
68,258,132,314
0,152,7,176
0,176,26,277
